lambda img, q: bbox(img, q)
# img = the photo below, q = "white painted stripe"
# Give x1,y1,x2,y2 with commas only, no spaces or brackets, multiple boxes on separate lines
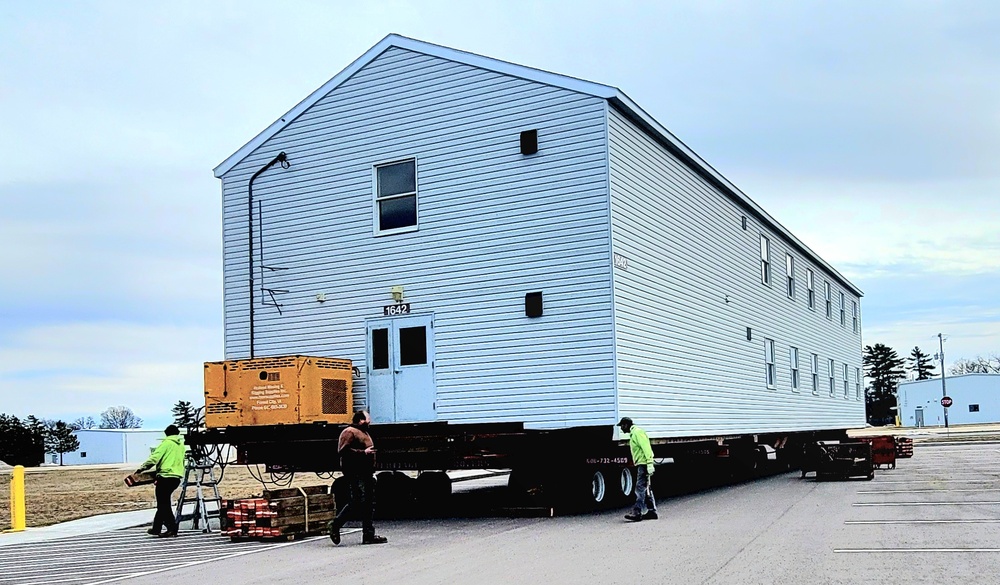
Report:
835,548,1000,553
845,519,1000,524
874,480,995,484
853,501,1000,506
858,488,1000,494
84,537,316,585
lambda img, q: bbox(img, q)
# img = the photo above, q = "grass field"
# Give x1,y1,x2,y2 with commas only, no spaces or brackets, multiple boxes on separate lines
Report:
1,464,338,529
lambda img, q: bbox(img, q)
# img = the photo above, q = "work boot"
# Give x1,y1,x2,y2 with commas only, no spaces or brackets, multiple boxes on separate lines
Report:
624,513,642,522
328,521,340,545
146,528,160,536
642,511,658,520
361,534,388,545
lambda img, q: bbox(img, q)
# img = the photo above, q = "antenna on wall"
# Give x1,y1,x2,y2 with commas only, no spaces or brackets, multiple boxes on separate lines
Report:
259,200,289,315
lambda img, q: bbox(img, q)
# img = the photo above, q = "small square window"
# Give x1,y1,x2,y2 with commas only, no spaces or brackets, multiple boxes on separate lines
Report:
969,404,980,413
81,452,87,458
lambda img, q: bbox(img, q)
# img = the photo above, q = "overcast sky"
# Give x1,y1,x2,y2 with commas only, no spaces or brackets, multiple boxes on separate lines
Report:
2,1,997,428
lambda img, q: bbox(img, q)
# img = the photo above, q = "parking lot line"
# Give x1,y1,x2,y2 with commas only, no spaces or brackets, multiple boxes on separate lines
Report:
857,488,1000,494
853,501,1000,506
845,519,1000,524
835,548,1000,553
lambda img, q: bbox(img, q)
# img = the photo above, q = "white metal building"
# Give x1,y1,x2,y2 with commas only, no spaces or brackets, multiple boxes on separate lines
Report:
50,429,165,465
214,35,865,439
898,374,1000,427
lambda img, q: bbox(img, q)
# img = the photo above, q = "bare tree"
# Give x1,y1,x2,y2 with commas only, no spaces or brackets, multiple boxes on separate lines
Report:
950,354,1000,375
99,406,143,429
71,416,96,430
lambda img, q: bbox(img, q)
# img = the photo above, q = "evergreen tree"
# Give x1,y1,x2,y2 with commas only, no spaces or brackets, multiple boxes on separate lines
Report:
863,344,906,425
47,421,80,466
907,346,936,380
0,414,45,466
171,400,197,429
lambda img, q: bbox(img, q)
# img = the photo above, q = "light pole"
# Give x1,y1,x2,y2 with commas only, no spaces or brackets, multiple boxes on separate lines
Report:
938,333,948,428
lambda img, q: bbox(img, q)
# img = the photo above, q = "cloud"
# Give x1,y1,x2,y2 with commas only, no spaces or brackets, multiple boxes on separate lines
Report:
0,321,220,426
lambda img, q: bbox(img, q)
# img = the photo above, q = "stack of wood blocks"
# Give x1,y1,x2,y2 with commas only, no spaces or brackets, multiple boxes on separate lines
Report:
221,485,335,540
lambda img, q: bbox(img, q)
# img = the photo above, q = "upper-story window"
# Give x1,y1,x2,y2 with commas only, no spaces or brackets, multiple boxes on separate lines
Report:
839,292,846,327
855,367,862,400
824,281,832,319
375,159,417,233
806,269,815,310
828,358,836,396
785,254,795,299
760,235,771,286
852,301,859,333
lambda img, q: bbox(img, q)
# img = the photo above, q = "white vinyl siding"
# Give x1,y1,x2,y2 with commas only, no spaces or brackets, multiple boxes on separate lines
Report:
608,107,864,435
220,47,614,429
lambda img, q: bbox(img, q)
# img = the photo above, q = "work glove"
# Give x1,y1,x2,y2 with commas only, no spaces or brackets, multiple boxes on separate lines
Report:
646,463,655,475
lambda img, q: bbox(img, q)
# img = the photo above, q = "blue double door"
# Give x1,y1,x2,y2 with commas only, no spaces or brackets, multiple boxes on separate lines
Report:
366,314,436,423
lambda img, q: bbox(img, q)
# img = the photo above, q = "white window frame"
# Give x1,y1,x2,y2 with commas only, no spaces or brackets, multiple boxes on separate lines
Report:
373,157,419,236
806,269,815,310
828,358,836,396
852,301,859,333
811,353,819,395
764,339,776,389
839,291,846,327
789,346,800,391
824,281,832,319
843,363,849,398
855,367,862,400
785,254,795,299
760,235,771,286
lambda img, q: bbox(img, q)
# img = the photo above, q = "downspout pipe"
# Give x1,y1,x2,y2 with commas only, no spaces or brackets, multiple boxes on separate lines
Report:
247,151,289,359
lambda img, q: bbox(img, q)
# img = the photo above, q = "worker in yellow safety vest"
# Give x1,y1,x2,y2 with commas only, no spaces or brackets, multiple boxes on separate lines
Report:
618,417,657,522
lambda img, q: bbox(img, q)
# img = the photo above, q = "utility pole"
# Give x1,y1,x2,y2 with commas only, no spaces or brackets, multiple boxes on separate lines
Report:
938,333,948,428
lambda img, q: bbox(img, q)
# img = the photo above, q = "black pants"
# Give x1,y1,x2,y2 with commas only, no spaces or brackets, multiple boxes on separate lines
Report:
151,476,181,533
331,473,375,539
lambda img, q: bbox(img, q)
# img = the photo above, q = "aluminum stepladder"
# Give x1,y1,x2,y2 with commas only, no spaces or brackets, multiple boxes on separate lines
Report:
174,444,223,533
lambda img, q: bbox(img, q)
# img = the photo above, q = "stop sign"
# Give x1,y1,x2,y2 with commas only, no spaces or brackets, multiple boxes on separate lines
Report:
941,396,953,407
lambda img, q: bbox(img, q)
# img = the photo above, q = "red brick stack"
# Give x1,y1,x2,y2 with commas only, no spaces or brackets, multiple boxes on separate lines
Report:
221,485,335,540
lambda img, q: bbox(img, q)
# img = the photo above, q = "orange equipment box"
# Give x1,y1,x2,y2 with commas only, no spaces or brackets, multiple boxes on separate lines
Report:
204,356,354,428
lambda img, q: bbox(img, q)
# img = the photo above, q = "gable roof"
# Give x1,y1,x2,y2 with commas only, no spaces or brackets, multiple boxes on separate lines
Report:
214,34,861,296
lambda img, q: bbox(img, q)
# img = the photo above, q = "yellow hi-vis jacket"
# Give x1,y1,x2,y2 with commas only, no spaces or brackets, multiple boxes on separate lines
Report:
140,434,186,478
628,426,655,467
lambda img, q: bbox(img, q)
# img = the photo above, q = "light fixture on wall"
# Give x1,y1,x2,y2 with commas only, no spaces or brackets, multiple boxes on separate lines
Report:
391,286,404,303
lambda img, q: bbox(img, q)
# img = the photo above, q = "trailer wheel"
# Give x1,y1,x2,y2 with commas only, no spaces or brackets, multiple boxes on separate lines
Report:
589,469,607,505
416,471,452,511
618,467,635,501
